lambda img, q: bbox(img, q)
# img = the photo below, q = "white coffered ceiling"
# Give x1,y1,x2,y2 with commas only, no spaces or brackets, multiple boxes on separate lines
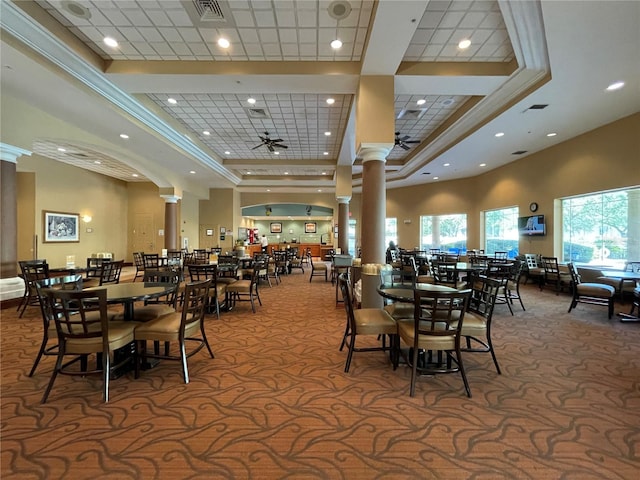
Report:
1,0,639,196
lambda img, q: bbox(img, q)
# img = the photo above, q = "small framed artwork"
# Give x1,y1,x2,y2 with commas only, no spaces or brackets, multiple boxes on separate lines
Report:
206,229,214,236
43,211,80,243
304,222,317,234
220,227,226,235
270,222,282,234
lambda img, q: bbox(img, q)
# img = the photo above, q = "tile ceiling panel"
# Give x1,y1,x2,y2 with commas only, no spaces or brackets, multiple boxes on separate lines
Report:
147,93,353,161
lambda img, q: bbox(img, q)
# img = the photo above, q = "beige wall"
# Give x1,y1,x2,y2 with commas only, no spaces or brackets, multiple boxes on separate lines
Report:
17,154,128,266
199,188,236,250
126,183,165,260
16,172,36,261
383,113,640,256
180,191,200,251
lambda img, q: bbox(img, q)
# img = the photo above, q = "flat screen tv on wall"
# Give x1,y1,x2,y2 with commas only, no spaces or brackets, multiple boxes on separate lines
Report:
518,215,546,236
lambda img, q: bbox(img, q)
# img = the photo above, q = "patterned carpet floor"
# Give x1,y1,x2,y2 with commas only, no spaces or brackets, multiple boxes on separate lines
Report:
1,266,639,479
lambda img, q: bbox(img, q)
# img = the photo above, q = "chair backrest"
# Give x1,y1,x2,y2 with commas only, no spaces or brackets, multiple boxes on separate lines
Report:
193,249,209,263
46,288,109,345
486,260,513,281
35,275,84,329
494,251,508,260
167,249,183,260
188,263,218,282
99,260,123,285
541,256,560,275
468,275,502,322
412,289,471,339
19,260,50,286
133,252,145,268
432,261,459,286
217,254,235,265
338,273,357,331
143,253,160,269
181,279,211,330
524,253,539,269
567,262,581,286
143,268,180,306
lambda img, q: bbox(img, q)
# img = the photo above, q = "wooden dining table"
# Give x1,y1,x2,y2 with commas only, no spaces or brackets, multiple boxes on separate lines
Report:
377,282,459,304
599,270,640,322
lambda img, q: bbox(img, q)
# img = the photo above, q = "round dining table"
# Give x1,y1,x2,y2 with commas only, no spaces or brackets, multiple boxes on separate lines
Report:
377,282,458,303
84,282,175,321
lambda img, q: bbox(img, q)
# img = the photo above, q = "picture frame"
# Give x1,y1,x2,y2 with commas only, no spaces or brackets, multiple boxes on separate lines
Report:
206,229,214,236
304,222,317,234
270,222,282,234
43,211,80,243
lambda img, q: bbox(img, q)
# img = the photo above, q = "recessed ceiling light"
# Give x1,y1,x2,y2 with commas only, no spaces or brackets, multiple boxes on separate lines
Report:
324,131,331,136
94,160,101,164
274,151,280,155
132,174,139,177
225,151,230,155
218,38,230,49
416,99,426,105
331,39,342,49
247,98,256,104
433,176,439,180
479,163,487,167
458,39,471,49
284,171,289,175
317,189,322,192
443,163,450,167
57,147,66,152
119,134,129,139
547,132,557,137
167,98,177,104
267,189,271,192
495,132,505,137
184,134,190,140
606,81,625,91
190,170,196,174
103,37,118,48
326,98,335,105
246,171,251,175
322,171,327,175
323,152,329,155
203,130,210,135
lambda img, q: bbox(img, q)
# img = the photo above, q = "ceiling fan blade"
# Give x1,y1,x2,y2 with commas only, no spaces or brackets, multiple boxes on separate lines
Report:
406,140,421,144
272,143,288,149
400,135,411,141
270,138,283,143
251,144,263,150
400,144,411,151
267,144,275,152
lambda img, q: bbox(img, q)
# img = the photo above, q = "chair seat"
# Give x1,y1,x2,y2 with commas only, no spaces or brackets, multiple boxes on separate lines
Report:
354,308,397,335
66,321,138,354
217,277,238,285
313,263,328,271
135,313,200,342
226,279,251,293
451,311,487,337
578,282,615,297
397,319,456,351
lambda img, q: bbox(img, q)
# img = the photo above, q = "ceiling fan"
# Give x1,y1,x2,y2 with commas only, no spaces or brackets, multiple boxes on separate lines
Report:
394,132,421,151
251,131,289,152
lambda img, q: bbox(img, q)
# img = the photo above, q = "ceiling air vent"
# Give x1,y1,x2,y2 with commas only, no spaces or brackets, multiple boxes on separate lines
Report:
528,104,548,110
512,150,528,155
181,0,234,26
68,152,90,158
245,108,270,119
397,109,427,120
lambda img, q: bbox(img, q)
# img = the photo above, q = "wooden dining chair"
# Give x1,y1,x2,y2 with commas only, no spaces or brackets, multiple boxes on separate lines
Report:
17,259,50,318
42,288,138,403
134,279,214,384
29,275,84,377
396,289,472,398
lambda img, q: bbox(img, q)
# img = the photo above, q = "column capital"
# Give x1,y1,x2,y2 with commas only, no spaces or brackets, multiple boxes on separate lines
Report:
357,143,393,163
336,196,351,204
160,195,181,203
0,143,32,163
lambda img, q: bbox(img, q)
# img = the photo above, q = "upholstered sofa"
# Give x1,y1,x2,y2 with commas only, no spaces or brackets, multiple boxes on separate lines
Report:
577,266,636,297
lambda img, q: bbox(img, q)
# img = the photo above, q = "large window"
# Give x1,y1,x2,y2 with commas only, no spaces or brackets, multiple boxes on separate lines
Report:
385,218,397,249
562,188,640,267
420,214,467,253
484,207,519,257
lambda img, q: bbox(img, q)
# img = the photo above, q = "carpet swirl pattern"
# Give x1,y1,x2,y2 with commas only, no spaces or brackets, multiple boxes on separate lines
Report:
2,267,639,479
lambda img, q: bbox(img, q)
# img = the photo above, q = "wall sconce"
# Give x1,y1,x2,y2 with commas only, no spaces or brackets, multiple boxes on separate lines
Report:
82,215,93,223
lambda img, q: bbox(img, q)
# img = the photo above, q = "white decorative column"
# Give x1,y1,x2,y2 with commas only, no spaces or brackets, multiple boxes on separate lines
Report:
160,195,181,251
1,143,32,300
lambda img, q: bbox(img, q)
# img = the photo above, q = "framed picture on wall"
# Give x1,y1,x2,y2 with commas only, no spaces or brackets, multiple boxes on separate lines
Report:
206,229,214,236
304,222,317,233
43,211,80,243
270,222,282,233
